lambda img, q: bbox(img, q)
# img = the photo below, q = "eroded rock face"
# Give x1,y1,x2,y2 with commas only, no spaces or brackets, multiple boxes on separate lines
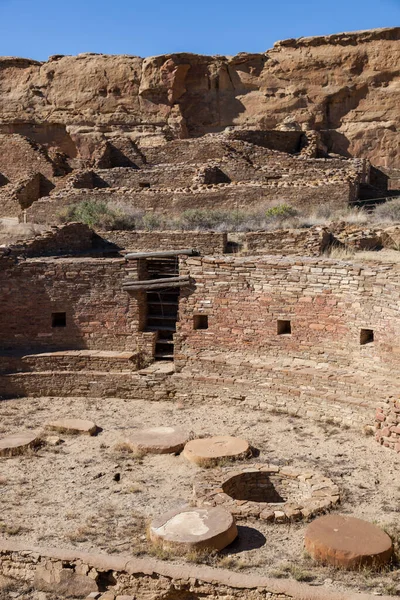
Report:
0,27,398,168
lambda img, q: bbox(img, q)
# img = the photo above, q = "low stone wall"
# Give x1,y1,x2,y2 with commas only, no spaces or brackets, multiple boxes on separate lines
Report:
375,399,400,453
26,181,355,223
172,356,377,429
97,230,228,254
0,368,174,401
0,538,393,600
1,223,101,258
227,129,303,153
15,350,139,373
244,227,332,255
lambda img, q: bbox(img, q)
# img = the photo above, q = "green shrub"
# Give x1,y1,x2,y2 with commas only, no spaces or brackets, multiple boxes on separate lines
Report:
265,204,297,221
140,213,164,231
58,200,136,230
176,209,234,230
59,200,113,228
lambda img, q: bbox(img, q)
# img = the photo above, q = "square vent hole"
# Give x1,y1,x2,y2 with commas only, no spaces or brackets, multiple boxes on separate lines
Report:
360,328,374,345
52,312,66,328
193,315,208,330
277,320,291,335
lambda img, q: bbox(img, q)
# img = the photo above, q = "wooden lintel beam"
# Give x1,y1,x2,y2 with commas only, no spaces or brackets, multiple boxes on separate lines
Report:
125,249,197,260
123,275,188,287
123,279,191,291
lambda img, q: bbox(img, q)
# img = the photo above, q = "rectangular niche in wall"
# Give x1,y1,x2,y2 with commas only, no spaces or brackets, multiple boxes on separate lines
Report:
52,312,66,328
277,320,291,335
193,315,208,330
360,328,374,345
139,182,151,188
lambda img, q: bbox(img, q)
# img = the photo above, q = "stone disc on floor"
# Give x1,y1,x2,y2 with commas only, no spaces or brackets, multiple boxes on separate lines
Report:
124,426,189,454
150,506,238,552
305,514,393,569
46,418,98,436
182,436,251,467
0,432,42,457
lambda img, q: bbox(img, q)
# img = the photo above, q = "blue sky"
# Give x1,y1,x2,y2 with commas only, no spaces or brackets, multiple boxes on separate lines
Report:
0,0,399,60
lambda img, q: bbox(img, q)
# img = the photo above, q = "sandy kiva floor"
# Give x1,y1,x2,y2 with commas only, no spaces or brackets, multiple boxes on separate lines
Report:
1,395,400,596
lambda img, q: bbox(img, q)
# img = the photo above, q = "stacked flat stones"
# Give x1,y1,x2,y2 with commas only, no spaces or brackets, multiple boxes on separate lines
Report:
375,399,400,453
194,464,340,522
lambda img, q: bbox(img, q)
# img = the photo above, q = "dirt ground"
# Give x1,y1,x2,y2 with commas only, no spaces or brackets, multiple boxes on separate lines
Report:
1,394,400,596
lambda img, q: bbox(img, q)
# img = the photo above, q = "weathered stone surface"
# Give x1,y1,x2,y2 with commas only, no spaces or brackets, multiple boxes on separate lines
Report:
150,506,237,552
0,28,398,168
195,463,339,521
34,564,98,598
305,514,393,569
0,431,41,457
183,436,251,466
46,418,98,436
124,426,189,454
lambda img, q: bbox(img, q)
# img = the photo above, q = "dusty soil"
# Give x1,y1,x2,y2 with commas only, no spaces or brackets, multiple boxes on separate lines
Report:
1,394,400,596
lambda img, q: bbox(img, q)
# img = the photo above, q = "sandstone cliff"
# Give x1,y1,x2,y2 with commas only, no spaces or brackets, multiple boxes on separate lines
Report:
0,27,398,168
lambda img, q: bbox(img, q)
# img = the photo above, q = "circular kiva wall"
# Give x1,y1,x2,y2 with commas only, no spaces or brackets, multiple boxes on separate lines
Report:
194,464,340,522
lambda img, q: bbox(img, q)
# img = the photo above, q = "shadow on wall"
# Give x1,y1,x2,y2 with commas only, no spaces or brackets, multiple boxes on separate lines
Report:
0,172,9,186
0,272,87,356
180,93,248,137
0,123,78,158
321,130,351,158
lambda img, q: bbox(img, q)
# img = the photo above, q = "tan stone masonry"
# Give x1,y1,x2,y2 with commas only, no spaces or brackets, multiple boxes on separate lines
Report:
0,538,395,600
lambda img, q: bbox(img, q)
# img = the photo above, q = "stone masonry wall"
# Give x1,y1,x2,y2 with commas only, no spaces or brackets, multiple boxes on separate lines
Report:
0,258,139,354
175,255,400,388
0,134,56,183
97,230,227,254
0,538,395,600
244,228,333,255
1,538,357,600
375,399,400,453
26,181,355,223
1,223,101,258
170,255,400,428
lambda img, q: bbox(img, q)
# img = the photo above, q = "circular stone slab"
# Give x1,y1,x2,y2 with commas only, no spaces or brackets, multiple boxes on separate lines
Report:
0,432,41,457
183,436,251,467
305,515,393,569
150,506,238,552
124,427,189,454
46,419,98,436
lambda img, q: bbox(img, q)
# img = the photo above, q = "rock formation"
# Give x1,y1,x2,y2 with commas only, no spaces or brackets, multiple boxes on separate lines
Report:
0,27,398,169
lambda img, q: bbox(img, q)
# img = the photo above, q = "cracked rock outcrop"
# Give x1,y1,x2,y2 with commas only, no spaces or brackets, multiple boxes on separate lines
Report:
0,27,398,168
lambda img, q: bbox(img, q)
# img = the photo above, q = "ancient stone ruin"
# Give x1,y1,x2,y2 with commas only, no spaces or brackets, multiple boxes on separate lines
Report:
1,26,400,600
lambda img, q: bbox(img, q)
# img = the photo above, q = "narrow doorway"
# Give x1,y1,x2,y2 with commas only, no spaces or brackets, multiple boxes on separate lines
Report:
144,256,180,360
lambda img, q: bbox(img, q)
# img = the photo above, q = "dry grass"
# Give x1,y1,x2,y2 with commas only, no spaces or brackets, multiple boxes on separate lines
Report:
326,246,400,263
270,562,315,581
0,522,29,536
112,442,146,462
0,220,48,244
